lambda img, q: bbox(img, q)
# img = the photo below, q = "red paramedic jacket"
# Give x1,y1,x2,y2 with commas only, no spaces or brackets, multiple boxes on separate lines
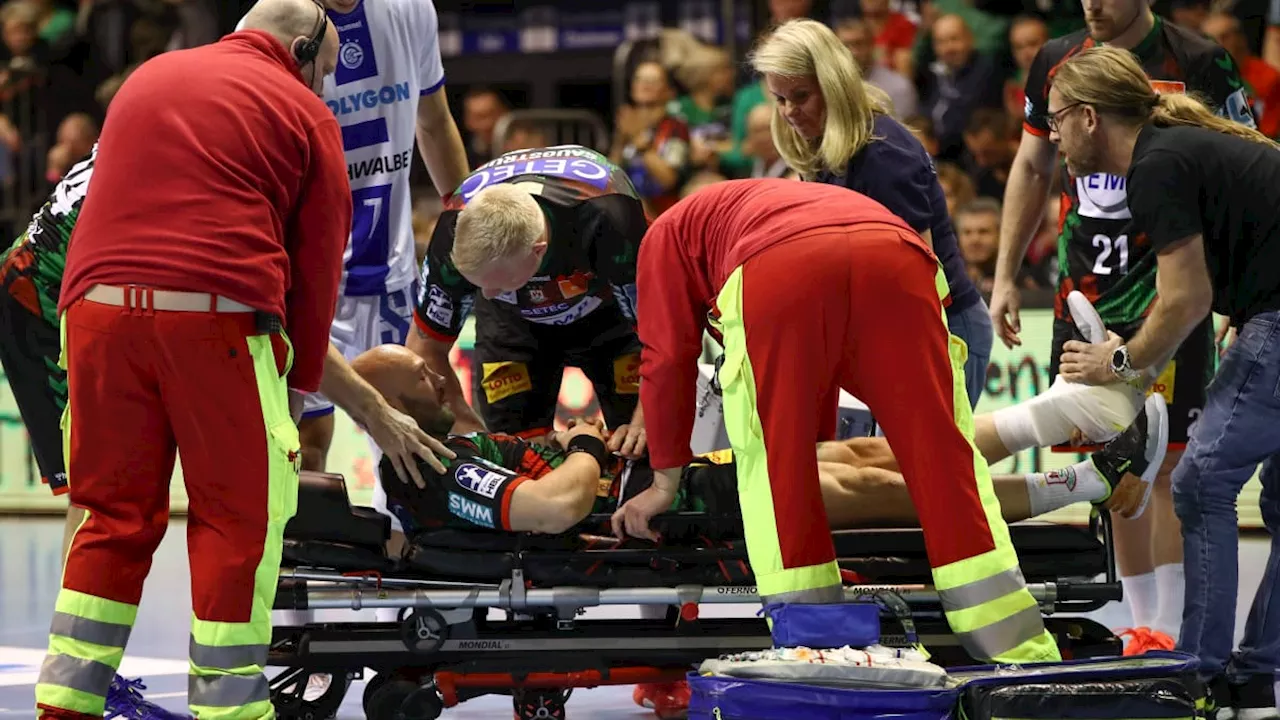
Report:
59,30,351,393
637,178,922,470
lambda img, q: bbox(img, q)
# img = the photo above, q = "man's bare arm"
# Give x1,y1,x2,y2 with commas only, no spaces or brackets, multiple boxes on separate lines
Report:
1125,235,1215,373
406,326,487,433
415,89,470,198
991,132,1059,346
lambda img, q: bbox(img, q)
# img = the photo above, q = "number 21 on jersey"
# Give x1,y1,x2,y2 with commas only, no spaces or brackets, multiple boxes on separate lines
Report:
347,183,394,295
1091,233,1129,275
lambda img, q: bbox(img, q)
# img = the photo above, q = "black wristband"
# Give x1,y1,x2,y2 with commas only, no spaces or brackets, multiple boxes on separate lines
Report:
566,434,609,467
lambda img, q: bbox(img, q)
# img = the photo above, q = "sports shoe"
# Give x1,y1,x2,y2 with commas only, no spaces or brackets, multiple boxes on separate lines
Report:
1089,393,1168,519
633,681,691,719
1118,627,1175,656
105,676,190,720
1067,290,1107,344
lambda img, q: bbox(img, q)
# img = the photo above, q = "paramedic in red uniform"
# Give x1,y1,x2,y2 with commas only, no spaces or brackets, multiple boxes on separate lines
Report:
613,178,1061,665
34,0,349,718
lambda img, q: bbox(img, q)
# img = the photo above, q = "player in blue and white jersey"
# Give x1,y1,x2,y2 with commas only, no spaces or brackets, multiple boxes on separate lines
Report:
245,0,471,490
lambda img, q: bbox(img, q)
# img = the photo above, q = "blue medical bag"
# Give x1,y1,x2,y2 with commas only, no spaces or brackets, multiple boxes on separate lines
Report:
763,602,882,650
688,673,961,720
954,650,1202,720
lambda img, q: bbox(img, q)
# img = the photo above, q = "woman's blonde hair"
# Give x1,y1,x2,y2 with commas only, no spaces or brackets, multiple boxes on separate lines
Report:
1055,45,1278,148
748,18,892,179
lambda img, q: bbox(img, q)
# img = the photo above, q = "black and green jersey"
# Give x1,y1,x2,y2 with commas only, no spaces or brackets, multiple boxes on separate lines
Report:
3,145,96,326
412,145,648,341
1022,18,1255,326
379,430,731,534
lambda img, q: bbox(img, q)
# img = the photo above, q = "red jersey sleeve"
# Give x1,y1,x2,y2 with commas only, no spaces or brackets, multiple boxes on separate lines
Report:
636,220,708,470
283,117,351,392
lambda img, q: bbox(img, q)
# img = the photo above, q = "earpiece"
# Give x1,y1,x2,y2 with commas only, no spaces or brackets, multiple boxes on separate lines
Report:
294,0,328,65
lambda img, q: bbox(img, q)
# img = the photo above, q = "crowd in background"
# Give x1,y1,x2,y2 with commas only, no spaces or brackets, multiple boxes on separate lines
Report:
8,0,1280,294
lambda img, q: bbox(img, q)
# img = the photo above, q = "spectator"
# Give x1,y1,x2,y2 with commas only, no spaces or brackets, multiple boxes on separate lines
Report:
671,45,735,170
498,116,549,154
956,197,1003,294
742,103,791,178
903,114,940,156
1203,11,1280,139
1005,15,1049,121
859,0,916,76
909,0,1010,80
610,60,691,216
962,108,1016,199
837,18,918,119
936,160,976,216
462,87,509,168
921,14,1003,160
45,111,96,181
1,1,45,97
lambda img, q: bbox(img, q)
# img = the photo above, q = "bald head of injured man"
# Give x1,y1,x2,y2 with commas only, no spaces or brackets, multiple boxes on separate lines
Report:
348,344,1166,535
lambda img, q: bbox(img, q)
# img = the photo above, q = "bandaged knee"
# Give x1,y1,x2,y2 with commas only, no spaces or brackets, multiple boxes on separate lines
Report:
993,375,1146,452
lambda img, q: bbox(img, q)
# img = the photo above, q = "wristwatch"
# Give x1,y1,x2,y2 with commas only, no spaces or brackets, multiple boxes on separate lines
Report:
1110,345,1143,382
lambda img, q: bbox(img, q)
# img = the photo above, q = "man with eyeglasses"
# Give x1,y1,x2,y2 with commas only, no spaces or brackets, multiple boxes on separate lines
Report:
988,0,1256,656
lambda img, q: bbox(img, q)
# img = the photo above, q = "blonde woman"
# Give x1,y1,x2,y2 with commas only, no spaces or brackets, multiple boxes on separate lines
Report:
750,18,992,409
1048,45,1280,716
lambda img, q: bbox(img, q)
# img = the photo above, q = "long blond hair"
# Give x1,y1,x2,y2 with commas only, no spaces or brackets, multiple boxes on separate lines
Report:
748,19,892,179
1054,45,1278,147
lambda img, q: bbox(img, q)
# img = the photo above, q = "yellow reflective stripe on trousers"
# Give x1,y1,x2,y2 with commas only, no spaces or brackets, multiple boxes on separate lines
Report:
189,332,298,720
925,266,1060,664
714,266,841,600
36,590,139,715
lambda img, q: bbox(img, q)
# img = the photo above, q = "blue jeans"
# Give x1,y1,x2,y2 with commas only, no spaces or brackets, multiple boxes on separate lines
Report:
947,298,993,410
1173,310,1280,680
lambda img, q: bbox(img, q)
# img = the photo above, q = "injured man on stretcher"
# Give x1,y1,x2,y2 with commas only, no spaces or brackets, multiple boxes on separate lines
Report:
354,343,1167,538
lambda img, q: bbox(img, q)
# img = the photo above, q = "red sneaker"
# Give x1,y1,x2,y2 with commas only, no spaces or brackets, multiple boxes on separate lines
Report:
633,681,691,719
1119,626,1175,656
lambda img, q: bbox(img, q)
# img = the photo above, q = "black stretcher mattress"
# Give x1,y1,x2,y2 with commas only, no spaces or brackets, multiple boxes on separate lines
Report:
281,472,1108,587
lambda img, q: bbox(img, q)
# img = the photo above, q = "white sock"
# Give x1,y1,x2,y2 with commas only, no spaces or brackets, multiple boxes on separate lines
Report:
1153,563,1185,639
1024,461,1109,516
1121,571,1159,629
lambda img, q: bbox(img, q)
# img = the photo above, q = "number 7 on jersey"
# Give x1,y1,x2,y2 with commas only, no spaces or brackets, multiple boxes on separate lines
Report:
347,183,394,295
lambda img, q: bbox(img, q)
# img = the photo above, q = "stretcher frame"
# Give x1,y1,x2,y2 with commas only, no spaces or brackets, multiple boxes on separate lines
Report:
268,489,1122,720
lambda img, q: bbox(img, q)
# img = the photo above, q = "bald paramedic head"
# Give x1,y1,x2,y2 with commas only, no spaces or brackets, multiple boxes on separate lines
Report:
451,184,550,299
351,345,457,437
240,0,339,96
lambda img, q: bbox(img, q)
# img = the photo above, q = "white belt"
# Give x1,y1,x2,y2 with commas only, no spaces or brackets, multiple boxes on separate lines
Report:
84,285,255,313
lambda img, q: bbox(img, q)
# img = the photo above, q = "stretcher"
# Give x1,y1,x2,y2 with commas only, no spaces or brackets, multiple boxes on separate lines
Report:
268,471,1124,720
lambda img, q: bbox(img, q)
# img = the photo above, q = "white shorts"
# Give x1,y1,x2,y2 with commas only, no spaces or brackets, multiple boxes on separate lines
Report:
302,284,417,417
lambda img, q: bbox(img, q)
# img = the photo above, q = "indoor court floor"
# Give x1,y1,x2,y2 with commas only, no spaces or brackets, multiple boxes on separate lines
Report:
0,516,1271,719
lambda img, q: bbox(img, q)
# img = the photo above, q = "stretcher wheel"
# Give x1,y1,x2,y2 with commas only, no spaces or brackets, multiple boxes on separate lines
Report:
363,675,441,720
269,668,351,720
400,608,449,654
513,689,570,720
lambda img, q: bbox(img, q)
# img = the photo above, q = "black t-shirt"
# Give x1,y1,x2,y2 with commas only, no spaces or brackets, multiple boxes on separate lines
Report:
814,113,980,314
1127,124,1280,324
413,145,649,342
1023,16,1256,326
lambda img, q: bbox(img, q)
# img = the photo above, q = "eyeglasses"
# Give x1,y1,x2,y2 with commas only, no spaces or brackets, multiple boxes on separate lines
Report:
1046,102,1085,132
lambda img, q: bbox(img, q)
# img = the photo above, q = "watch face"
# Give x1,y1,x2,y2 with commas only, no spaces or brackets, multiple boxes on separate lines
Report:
1111,348,1126,368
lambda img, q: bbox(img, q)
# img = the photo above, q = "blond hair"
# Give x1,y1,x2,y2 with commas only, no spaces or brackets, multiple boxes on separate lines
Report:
451,184,545,275
674,45,731,92
748,18,892,180
1054,45,1278,148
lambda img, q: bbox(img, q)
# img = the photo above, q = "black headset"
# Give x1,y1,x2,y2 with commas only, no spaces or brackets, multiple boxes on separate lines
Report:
293,0,328,66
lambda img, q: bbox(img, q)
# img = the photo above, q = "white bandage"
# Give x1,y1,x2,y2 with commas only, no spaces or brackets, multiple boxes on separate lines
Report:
994,375,1146,452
